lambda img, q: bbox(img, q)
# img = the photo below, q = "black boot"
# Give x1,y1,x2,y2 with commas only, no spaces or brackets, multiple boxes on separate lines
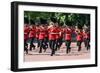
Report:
51,49,55,56
78,47,81,51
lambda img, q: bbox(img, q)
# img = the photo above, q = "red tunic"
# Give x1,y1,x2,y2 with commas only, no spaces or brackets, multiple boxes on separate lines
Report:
87,32,90,39
36,27,40,39
59,27,64,38
64,28,72,41
44,27,48,38
83,31,90,39
48,27,57,40
76,31,83,41
38,27,46,40
24,26,29,40
55,27,60,39
29,27,36,38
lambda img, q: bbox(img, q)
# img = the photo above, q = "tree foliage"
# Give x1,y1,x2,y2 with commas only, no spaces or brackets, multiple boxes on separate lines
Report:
24,11,90,26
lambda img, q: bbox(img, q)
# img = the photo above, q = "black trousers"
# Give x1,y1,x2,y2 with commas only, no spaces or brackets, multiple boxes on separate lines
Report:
24,39,28,54
30,37,35,51
39,39,47,53
36,38,40,48
44,37,48,49
57,38,63,49
49,40,56,56
49,40,52,49
77,41,82,51
65,40,71,53
84,38,90,50
55,39,58,51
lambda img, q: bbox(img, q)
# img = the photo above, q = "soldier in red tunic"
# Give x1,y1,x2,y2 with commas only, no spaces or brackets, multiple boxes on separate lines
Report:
83,27,90,50
48,17,59,56
86,29,90,50
48,25,57,56
64,25,72,53
48,22,54,49
24,17,30,54
29,19,36,51
54,23,61,51
36,24,40,48
56,23,64,50
43,24,49,51
75,25,83,51
38,18,47,53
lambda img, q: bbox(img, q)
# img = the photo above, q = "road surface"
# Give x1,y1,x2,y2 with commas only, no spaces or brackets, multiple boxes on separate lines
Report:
24,42,90,62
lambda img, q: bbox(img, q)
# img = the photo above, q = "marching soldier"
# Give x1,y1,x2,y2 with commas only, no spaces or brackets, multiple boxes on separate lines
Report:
64,25,72,53
75,25,83,51
24,17,30,54
38,18,47,53
29,19,36,51
86,29,90,50
36,24,40,48
57,25,64,50
43,24,49,51
54,23,61,51
83,27,90,50
48,17,58,56
48,22,54,50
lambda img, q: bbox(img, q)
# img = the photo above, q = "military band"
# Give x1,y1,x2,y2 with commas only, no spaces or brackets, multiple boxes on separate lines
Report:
24,17,90,56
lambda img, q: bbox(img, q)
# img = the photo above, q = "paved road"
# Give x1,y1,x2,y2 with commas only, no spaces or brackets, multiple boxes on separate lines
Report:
24,42,90,62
